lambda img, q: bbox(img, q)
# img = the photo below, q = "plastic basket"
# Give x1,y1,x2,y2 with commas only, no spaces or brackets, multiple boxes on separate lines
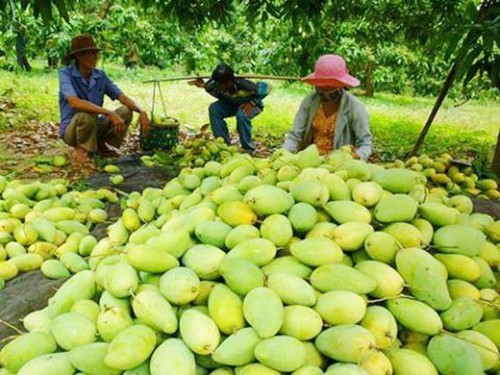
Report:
140,116,179,151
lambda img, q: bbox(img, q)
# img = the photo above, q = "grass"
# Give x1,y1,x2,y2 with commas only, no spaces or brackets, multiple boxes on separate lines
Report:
0,60,498,168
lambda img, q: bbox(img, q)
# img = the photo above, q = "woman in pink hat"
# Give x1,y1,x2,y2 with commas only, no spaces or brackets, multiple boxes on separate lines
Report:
283,54,372,160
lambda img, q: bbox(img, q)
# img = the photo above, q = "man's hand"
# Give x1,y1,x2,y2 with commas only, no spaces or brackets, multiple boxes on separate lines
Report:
107,111,126,134
139,111,150,136
188,78,205,88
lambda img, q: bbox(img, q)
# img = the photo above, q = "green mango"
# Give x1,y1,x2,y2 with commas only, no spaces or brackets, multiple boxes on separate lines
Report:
310,263,377,294
383,222,424,248
254,336,306,372
290,180,329,207
372,168,425,193
17,353,74,375
387,298,442,335
427,334,483,375
288,202,318,233
267,272,317,306
280,305,323,341
315,290,367,325
455,330,499,371
243,185,294,216
418,202,459,227
69,343,120,375
396,247,451,310
374,194,418,223
440,296,483,331
259,214,293,247
333,222,374,251
360,306,398,349
182,244,225,280
363,231,400,264
383,348,437,375
149,338,196,375
243,287,283,338
324,201,372,224
212,327,262,366
220,257,265,295
208,283,245,335
132,289,177,334
180,309,220,355
433,225,486,257
290,237,343,266
355,260,404,298
261,256,313,279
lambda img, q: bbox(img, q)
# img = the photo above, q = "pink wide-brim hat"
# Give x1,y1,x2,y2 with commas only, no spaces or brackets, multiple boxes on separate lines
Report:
302,54,360,88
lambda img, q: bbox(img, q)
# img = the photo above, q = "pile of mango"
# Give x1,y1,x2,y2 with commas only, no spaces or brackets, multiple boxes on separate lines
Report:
0,145,499,375
385,153,499,200
141,135,238,170
0,176,116,289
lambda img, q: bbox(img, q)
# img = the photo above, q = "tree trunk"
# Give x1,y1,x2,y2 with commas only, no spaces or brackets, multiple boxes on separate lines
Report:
492,129,500,178
15,31,31,71
364,49,375,97
410,62,457,156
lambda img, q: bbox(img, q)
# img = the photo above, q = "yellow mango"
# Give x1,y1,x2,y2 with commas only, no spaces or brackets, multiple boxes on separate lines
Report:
208,283,245,335
218,201,257,227
360,306,398,349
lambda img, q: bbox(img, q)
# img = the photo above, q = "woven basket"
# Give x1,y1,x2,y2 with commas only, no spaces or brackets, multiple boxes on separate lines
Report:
140,116,179,151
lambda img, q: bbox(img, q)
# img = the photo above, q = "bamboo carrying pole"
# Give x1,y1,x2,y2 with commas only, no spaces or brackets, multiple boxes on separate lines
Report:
143,74,301,83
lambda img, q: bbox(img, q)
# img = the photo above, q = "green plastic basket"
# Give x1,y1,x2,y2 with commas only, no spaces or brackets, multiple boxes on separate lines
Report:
140,116,179,151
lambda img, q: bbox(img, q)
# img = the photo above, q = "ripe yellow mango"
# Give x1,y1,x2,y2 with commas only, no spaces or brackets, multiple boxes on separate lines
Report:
218,201,257,227
243,287,284,338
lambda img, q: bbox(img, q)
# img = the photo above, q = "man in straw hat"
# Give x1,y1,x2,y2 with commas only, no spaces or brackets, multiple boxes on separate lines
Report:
283,54,372,160
59,34,150,163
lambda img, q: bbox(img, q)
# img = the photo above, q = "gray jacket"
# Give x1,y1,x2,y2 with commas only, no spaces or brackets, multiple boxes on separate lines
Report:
283,90,373,160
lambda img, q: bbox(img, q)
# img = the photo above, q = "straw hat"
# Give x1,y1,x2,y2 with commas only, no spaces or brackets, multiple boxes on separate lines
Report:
66,34,101,58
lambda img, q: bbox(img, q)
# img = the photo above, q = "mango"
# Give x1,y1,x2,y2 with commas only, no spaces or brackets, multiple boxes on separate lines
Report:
440,296,483,331
261,255,313,279
324,201,371,224
384,348,437,375
60,252,88,273
126,244,179,273
288,202,318,233
182,244,225,280
212,327,261,366
132,289,177,334
0,331,57,373
267,272,317,306
17,352,74,375
128,226,161,244
359,351,393,375
310,263,377,294
96,306,134,342
374,194,418,223
324,363,368,374
447,279,481,300
306,221,337,239
150,338,196,375
218,201,257,227
315,290,367,325
433,224,486,256
479,241,500,266
50,312,96,350
434,253,480,281
479,288,499,320
419,202,459,227
387,298,443,335
315,325,376,363
360,306,398,348
427,334,483,375
244,185,294,216
208,283,245,335
352,181,383,207
8,253,43,272
355,260,404,298
220,257,265,295
254,336,306,372
290,237,343,266
104,325,156,370
195,220,232,248
280,305,323,341
472,256,496,288
104,261,139,298
364,231,400,264
70,299,100,323
333,222,374,251
107,219,128,246
43,206,75,221
243,287,283,338
455,330,499,371
69,342,120,375
160,267,200,305
411,218,434,245
41,259,70,279
290,180,329,207
473,319,500,347
227,238,277,266
180,309,220,355
372,168,424,193
396,247,452,310
225,224,260,249
320,173,351,201
260,214,293,247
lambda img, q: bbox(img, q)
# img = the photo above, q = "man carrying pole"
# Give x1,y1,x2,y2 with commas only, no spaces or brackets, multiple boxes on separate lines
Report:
188,63,271,154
